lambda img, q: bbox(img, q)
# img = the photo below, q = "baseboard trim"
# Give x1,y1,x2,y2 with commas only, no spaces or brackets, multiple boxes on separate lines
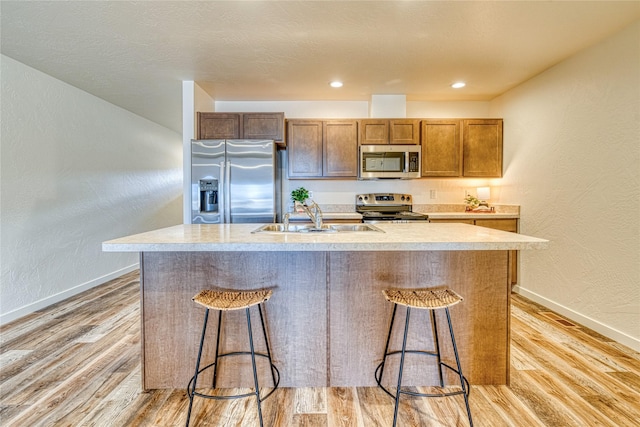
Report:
0,264,139,325
514,285,640,352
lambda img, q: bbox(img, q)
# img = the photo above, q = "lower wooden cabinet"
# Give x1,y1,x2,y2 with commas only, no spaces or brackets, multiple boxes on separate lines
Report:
287,119,358,179
429,218,518,285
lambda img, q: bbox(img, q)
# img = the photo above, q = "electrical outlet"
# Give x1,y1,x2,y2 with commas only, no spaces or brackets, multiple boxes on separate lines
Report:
430,190,437,199
308,191,314,199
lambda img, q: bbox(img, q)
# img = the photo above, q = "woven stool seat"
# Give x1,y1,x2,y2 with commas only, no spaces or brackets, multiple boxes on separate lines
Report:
382,288,462,309
192,289,272,311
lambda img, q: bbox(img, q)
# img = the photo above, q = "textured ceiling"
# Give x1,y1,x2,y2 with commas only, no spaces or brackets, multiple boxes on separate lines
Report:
2,1,639,133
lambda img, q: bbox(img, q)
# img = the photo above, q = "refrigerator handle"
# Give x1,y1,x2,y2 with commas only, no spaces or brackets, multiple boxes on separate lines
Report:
225,160,231,223
219,160,226,223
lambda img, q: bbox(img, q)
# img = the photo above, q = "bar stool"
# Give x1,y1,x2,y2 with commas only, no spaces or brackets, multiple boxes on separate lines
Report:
375,288,473,427
185,289,280,427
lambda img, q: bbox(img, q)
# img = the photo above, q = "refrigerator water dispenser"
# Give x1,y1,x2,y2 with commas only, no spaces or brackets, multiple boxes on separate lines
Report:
199,179,218,213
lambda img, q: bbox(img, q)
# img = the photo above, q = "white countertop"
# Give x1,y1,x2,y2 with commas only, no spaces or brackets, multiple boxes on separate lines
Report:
103,223,548,252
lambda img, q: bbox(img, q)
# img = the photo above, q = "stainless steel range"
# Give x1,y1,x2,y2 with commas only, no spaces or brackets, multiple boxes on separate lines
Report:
356,193,429,223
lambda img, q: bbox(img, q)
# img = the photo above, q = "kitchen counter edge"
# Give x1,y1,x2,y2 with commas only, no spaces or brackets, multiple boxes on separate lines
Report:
102,223,548,252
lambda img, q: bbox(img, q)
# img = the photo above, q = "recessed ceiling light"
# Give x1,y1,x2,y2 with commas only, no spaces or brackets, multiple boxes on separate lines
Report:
329,81,343,88
451,82,466,89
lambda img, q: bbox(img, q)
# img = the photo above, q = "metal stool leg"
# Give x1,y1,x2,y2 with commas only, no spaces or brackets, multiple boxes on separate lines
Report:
186,308,210,427
430,310,445,387
377,303,398,385
445,307,473,427
393,306,411,427
246,307,264,427
257,304,278,387
211,310,223,388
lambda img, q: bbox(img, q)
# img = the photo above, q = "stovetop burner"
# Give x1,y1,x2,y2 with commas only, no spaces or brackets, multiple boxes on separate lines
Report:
356,193,429,222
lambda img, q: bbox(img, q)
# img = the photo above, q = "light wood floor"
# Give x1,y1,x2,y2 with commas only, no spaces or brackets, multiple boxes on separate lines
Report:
1,271,639,426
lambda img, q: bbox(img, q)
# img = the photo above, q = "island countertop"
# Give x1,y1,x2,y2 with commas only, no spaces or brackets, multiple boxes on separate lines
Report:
102,223,548,252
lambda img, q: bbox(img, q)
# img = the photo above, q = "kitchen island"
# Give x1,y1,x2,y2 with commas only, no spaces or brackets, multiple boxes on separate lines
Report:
103,223,547,390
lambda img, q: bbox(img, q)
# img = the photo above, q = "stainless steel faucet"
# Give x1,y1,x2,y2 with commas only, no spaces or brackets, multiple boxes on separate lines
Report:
283,212,290,231
294,200,323,229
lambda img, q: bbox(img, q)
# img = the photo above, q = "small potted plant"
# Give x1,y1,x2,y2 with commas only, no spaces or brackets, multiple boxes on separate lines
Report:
464,194,480,211
291,187,310,211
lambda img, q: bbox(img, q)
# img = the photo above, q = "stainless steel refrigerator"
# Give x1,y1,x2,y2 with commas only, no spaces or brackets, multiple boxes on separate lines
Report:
191,139,276,224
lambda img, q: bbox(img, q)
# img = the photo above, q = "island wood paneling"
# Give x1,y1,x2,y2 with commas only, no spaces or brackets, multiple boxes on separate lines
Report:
141,250,509,389
141,251,327,390
327,251,509,386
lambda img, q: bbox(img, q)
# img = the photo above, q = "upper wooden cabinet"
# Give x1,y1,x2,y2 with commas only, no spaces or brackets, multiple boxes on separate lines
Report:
197,113,241,139
287,120,323,177
358,119,420,145
463,119,503,177
323,121,359,177
287,119,358,179
197,112,285,144
421,118,503,178
421,120,462,177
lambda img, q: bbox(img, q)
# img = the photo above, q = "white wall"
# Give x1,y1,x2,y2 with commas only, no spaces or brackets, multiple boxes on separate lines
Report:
0,55,183,324
408,101,491,119
491,22,640,350
182,82,215,223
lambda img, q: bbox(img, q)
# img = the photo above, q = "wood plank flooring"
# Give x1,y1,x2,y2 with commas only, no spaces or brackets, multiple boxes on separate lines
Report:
1,271,639,426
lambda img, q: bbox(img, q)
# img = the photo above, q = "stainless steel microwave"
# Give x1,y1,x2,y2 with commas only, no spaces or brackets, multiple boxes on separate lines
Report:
359,145,421,179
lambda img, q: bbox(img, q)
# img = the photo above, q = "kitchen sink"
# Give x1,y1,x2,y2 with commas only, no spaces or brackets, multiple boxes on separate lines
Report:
252,223,384,234
326,224,383,232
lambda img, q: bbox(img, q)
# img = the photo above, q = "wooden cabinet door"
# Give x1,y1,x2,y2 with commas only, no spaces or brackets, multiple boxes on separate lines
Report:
287,120,323,178
475,219,517,232
389,119,420,145
428,219,475,225
421,120,462,177
323,120,358,177
197,113,241,139
462,119,503,177
243,113,284,142
358,119,389,144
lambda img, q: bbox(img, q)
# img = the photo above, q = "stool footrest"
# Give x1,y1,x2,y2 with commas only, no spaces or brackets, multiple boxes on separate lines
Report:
374,351,471,400
187,352,280,402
